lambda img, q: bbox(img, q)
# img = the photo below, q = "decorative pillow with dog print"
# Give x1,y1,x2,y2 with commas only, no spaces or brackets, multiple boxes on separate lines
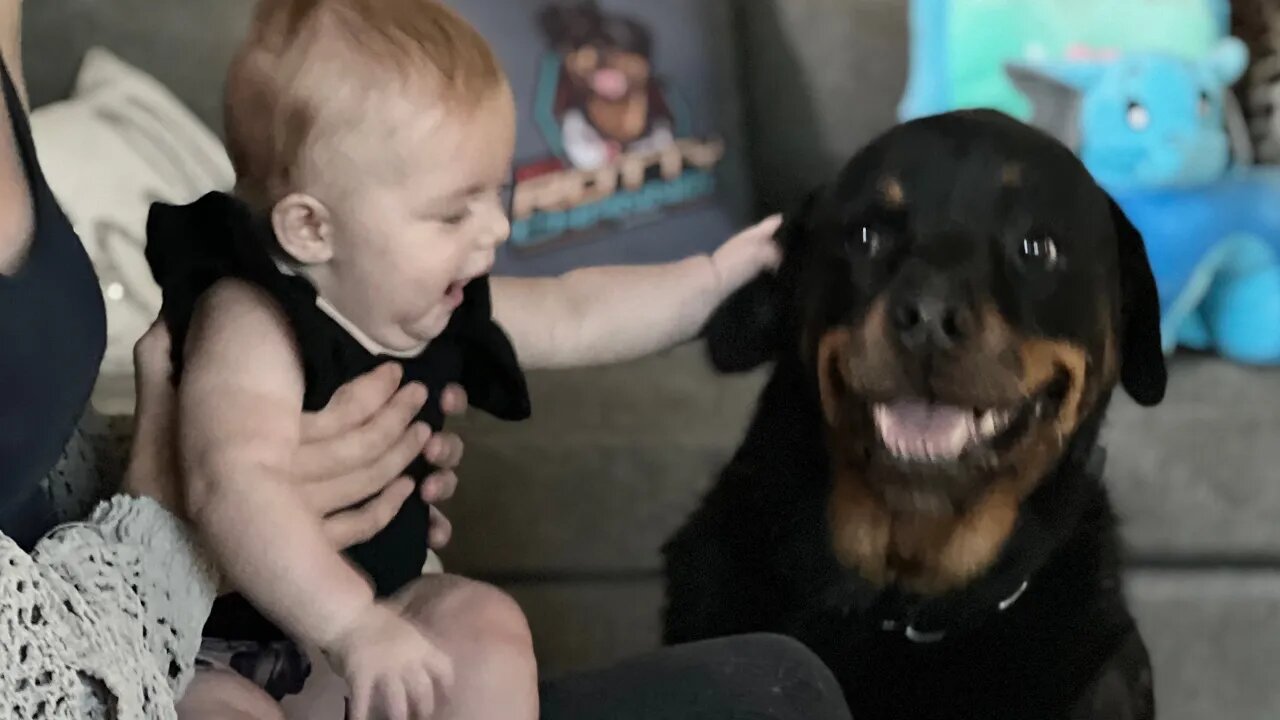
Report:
454,0,752,277
30,48,234,382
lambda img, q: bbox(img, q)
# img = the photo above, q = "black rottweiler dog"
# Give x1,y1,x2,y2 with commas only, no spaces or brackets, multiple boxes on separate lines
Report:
662,110,1166,720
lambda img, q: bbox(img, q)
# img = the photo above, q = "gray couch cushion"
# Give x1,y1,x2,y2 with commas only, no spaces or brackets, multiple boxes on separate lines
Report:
442,349,1280,576
734,0,910,211
507,570,1280,715
1108,357,1280,557
24,0,256,133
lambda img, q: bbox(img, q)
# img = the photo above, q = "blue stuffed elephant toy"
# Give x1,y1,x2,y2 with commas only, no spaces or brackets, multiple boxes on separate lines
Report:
1008,38,1280,364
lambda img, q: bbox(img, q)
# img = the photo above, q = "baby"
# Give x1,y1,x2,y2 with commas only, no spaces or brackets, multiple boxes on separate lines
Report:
144,1,780,719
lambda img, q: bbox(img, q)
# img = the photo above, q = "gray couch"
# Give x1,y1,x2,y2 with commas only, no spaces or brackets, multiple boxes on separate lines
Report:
26,1,1280,718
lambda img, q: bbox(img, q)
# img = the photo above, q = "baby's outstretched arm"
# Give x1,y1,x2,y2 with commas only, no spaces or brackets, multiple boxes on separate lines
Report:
179,279,451,719
492,214,782,369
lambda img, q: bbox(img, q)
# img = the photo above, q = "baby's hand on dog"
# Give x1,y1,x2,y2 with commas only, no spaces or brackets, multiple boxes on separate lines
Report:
330,602,455,720
710,214,783,295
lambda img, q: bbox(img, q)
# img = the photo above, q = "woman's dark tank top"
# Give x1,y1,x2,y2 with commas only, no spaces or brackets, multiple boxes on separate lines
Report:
145,191,530,641
0,59,107,549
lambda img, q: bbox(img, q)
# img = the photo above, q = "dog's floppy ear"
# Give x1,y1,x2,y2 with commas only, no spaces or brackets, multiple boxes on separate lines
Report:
703,190,819,373
1109,197,1167,406
703,273,786,372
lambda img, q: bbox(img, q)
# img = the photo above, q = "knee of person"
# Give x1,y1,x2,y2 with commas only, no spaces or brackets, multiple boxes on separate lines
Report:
425,580,535,659
722,634,847,716
425,580,538,717
735,633,823,667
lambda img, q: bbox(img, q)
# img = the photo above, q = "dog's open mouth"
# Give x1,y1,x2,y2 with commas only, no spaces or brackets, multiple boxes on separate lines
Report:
870,374,1069,465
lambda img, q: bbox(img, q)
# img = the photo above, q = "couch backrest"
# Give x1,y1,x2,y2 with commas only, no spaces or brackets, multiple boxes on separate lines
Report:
734,0,911,212
24,0,256,134
24,0,916,246
25,0,754,277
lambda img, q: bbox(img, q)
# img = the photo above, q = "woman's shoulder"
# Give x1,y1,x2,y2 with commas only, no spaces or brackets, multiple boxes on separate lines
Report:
0,45,34,276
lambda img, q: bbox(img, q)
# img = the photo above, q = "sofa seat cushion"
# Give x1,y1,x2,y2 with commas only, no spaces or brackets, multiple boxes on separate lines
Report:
442,349,1280,578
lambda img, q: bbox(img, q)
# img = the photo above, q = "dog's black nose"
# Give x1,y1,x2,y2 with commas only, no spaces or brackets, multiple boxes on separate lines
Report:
891,287,972,351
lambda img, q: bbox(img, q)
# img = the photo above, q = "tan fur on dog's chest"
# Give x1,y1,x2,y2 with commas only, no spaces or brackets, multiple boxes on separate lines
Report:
827,462,1020,595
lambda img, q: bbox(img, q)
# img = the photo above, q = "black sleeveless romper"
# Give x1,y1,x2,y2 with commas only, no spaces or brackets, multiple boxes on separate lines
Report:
146,191,530,641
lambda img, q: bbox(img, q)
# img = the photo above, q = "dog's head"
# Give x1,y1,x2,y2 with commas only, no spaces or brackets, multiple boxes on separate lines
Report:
708,110,1165,587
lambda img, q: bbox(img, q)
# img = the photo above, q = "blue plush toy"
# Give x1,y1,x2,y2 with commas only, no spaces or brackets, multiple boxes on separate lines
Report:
898,0,1232,123
1007,39,1280,365
1007,38,1249,189
1117,176,1280,364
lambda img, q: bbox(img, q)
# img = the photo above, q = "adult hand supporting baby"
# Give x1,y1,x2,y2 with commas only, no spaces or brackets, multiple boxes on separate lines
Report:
297,363,469,551
123,320,469,554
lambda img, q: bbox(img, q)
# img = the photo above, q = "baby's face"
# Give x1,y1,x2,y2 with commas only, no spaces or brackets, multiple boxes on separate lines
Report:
318,89,517,352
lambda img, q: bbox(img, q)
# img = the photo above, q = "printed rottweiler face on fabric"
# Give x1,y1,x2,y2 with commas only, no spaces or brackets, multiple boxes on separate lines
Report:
541,1,670,162
508,1,725,252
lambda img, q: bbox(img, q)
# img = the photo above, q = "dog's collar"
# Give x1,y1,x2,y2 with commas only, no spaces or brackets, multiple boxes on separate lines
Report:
877,576,1031,644
856,445,1109,645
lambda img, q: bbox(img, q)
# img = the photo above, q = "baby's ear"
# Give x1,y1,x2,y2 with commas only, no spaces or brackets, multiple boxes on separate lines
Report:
702,190,819,373
271,193,334,265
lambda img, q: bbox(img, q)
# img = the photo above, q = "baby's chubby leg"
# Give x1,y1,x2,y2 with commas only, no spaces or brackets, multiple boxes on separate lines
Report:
268,573,537,720
177,668,286,720
394,573,539,720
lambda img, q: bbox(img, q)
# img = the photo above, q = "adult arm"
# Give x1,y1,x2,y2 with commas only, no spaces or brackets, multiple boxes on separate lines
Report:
0,0,23,106
0,0,32,275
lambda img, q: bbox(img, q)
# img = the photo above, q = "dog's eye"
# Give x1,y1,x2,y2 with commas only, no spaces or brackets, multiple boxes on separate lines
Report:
850,226,885,257
1020,235,1060,269
1126,101,1150,131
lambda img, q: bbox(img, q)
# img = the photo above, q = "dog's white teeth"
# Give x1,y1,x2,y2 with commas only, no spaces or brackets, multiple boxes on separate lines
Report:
874,401,975,463
975,409,1009,439
978,411,997,439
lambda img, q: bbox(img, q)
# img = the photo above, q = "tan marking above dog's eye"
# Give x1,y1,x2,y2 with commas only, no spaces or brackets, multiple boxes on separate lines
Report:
1001,163,1023,187
878,176,905,207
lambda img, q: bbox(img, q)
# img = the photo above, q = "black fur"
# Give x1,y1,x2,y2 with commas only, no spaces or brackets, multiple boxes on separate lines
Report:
666,110,1163,720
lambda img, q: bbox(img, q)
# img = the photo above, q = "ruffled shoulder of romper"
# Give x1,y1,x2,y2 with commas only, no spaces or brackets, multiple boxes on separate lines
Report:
441,275,532,422
143,191,281,380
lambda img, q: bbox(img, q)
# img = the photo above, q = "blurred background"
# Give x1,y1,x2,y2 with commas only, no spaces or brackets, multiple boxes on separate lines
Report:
25,1,1280,717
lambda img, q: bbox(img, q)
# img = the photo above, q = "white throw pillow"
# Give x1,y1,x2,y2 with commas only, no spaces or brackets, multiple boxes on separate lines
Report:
30,47,234,379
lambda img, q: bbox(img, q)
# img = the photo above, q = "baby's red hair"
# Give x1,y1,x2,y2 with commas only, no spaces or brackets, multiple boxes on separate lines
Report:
225,0,506,210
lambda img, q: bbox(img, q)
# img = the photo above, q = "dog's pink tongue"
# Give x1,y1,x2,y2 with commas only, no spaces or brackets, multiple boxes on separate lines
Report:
874,400,973,459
